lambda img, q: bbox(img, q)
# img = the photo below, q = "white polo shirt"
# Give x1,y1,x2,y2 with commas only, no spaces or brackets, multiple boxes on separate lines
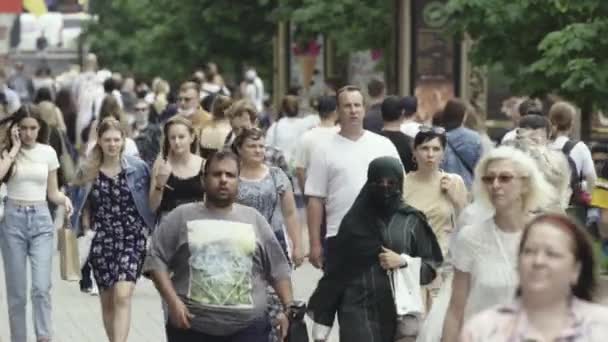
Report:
305,130,401,237
400,121,422,139
294,125,340,170
501,128,517,144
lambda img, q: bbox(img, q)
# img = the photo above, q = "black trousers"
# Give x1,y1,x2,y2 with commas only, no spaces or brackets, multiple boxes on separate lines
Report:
165,316,270,342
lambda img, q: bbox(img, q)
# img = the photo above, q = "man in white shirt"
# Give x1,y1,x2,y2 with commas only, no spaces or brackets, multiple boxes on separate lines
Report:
548,101,597,191
0,68,21,115
241,68,264,112
294,96,339,192
399,96,421,138
501,97,542,144
72,53,105,147
305,85,401,269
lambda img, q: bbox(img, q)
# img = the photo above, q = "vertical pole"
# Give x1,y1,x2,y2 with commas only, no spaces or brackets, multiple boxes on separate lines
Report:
274,21,289,110
460,37,471,101
396,0,412,96
324,37,335,79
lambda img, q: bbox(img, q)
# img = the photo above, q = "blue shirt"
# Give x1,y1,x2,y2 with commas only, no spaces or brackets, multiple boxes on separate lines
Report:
441,127,482,189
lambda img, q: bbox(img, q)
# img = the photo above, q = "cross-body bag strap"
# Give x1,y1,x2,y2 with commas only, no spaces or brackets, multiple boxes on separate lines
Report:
446,138,474,174
492,225,516,284
268,167,279,223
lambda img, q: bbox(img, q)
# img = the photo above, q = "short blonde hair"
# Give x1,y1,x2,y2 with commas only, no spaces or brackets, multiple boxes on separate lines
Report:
472,146,554,213
226,99,257,123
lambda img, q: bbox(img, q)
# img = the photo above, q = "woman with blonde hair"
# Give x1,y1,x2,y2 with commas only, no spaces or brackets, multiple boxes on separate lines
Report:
224,98,260,146
507,114,572,211
69,118,155,342
85,95,139,157
199,95,233,158
441,146,554,341
149,116,204,217
462,213,608,341
151,79,170,121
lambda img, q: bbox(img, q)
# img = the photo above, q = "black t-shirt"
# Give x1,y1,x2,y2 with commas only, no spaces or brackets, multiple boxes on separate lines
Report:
363,103,384,134
381,130,415,173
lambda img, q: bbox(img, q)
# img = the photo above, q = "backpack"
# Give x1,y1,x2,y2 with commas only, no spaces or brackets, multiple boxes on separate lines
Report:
562,140,588,206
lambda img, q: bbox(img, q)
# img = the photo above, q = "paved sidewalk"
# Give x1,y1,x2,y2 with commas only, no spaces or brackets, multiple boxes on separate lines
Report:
0,250,166,342
0,251,336,342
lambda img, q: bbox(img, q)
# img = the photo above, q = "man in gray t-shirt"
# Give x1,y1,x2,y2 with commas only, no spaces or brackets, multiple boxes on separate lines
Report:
144,151,293,341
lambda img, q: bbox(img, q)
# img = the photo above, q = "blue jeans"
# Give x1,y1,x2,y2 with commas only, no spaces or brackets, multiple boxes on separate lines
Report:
0,200,54,342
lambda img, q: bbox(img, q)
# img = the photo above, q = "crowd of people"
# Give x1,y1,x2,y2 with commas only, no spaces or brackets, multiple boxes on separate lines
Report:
1,54,608,342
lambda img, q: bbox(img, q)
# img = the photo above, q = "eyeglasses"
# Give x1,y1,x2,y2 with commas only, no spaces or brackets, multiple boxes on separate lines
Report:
418,125,446,135
481,173,522,185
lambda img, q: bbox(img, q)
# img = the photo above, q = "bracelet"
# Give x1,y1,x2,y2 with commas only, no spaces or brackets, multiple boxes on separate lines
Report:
155,185,165,192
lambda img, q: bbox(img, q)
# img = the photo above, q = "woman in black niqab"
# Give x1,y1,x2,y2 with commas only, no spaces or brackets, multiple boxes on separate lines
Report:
307,156,443,342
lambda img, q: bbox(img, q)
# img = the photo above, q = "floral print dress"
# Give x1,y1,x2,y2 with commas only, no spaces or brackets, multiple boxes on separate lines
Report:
89,171,148,289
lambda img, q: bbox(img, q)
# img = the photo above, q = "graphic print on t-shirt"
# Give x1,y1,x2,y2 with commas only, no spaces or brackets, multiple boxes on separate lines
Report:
187,219,256,308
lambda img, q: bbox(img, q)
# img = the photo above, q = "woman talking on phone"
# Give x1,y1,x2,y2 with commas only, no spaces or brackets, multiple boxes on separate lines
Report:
0,104,73,342
149,116,205,217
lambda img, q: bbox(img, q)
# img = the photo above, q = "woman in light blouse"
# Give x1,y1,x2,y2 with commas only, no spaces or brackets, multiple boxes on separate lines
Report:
461,213,608,341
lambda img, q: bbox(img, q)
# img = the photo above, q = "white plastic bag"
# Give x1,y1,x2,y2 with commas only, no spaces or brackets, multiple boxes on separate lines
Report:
389,256,424,317
78,230,96,269
416,271,453,342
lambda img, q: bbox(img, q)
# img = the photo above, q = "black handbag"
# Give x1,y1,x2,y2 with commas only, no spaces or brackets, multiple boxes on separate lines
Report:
286,301,309,342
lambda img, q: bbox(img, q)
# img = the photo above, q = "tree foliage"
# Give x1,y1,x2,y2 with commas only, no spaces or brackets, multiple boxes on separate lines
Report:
85,0,277,83
275,0,394,55
447,0,608,136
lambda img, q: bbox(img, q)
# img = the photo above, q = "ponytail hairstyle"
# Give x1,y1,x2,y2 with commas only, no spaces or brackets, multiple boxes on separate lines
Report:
0,104,49,183
210,95,233,121
159,116,199,161
72,117,125,186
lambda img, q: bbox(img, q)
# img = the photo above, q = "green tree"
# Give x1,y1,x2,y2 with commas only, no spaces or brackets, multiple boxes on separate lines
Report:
85,0,277,84
275,0,393,55
446,0,608,139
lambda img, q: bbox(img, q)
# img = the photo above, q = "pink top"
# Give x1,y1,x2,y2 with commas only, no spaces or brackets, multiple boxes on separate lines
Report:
460,298,608,342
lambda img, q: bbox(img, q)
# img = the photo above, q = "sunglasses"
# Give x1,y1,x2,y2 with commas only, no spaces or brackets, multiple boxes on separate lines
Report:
134,107,148,112
481,173,522,185
418,125,446,135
